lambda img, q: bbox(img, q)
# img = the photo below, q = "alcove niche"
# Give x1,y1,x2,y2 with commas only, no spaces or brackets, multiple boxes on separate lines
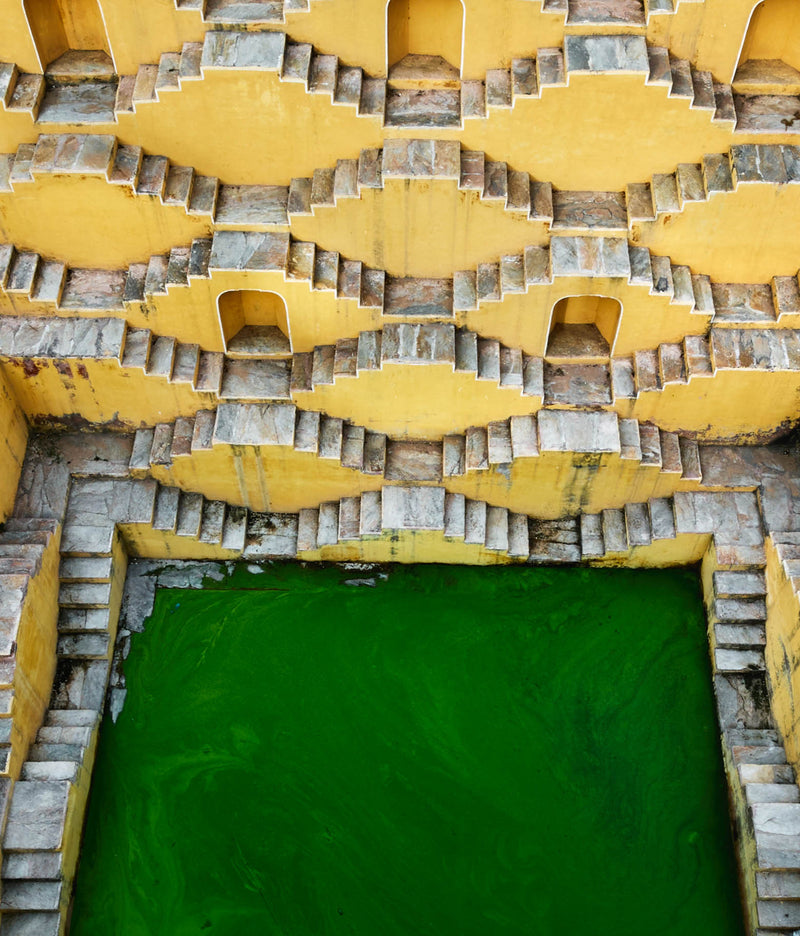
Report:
545,295,621,361
23,0,113,77
218,290,292,357
386,0,464,81
734,0,800,94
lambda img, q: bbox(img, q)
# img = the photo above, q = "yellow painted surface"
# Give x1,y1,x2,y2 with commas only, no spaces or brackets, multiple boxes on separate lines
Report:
0,356,216,429
291,181,549,278
648,0,759,84
298,527,522,564
633,184,800,282
120,523,242,560
0,1,41,73
629,370,800,443
387,0,464,71
765,536,800,770
0,175,212,269
0,368,27,524
116,72,383,188
444,453,702,519
147,446,384,514
7,523,61,780
293,363,538,438
738,0,800,74
98,0,206,75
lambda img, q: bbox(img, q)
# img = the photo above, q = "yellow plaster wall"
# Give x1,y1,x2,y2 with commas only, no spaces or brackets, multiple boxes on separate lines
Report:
98,0,206,75
462,278,708,359
738,0,800,73
116,72,383,187
0,176,212,270
147,446,384,514
298,527,521,564
7,523,61,780
648,0,759,84
0,368,27,524
443,453,700,519
290,182,549,278
0,2,40,73
0,357,215,429
633,185,800,283
765,536,800,769
292,364,538,438
120,523,242,560
459,76,739,191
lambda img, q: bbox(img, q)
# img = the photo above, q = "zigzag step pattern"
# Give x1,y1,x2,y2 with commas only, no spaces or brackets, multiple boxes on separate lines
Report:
296,488,531,557
1,315,799,421
1,137,796,249
6,230,800,340
0,518,59,779
0,33,738,132
128,403,703,487
0,133,286,229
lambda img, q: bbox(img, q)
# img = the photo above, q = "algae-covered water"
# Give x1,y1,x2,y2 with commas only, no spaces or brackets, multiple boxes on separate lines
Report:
70,563,745,936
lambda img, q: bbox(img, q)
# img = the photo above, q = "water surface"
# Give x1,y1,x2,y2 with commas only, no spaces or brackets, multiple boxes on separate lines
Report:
71,563,744,935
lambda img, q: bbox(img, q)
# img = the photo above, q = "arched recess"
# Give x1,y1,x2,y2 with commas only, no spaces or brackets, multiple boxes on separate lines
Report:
386,0,464,78
23,0,113,74
734,0,800,92
218,290,292,357
546,296,621,360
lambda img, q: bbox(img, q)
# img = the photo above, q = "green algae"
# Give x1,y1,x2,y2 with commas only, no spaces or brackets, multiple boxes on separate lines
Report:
70,563,745,936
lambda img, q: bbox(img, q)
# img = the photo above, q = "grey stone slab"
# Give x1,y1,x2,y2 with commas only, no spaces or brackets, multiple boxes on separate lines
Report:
381,486,445,531
242,513,298,559
213,402,296,446
444,493,466,538
359,492,382,537
0,912,61,935
3,782,69,851
2,851,63,880
537,410,620,454
464,500,487,545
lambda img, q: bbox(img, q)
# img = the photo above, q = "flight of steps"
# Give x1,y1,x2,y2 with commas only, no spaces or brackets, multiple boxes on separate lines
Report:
291,324,543,397
613,334,714,399
0,133,287,229
126,405,704,507
0,518,60,780
580,495,682,557
119,30,385,124
535,0,702,23
119,325,224,395
129,405,389,477
175,0,321,24
115,33,737,132
296,487,532,558
0,710,98,930
706,567,800,935
628,144,800,224
464,38,734,129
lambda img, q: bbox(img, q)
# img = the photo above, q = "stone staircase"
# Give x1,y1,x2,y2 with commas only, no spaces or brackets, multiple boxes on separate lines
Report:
119,31,386,125
0,133,287,229
535,0,702,24
175,0,319,23
2,30,734,133
628,144,800,225
126,403,703,492
290,324,541,395
0,519,60,780
296,487,532,558
465,37,734,130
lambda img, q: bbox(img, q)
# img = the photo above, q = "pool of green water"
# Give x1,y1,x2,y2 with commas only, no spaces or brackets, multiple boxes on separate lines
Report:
70,563,744,936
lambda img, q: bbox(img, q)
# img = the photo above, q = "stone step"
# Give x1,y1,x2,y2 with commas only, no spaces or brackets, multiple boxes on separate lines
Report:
297,487,530,558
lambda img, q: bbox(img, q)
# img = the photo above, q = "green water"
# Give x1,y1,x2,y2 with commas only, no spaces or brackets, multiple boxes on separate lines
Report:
70,564,745,936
